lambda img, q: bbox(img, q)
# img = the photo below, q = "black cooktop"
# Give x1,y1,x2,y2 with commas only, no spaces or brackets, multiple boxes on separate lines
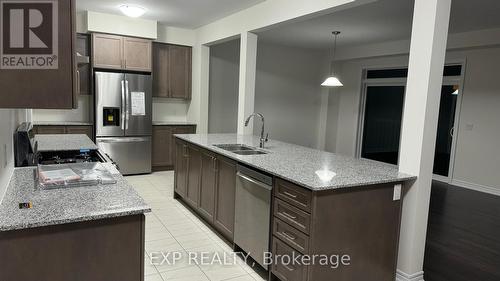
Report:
37,150,105,165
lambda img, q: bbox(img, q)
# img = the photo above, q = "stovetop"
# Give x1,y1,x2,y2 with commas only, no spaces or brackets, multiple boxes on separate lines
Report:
37,150,105,165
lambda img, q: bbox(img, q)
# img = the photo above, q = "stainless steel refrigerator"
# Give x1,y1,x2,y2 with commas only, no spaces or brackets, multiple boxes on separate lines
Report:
95,72,152,175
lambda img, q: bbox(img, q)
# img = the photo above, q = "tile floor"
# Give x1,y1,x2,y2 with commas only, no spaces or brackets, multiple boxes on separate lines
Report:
126,171,267,281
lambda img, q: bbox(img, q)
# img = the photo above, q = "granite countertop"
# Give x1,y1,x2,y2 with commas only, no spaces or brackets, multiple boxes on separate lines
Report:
34,134,98,152
153,121,197,126
0,166,150,232
175,134,416,191
33,121,93,126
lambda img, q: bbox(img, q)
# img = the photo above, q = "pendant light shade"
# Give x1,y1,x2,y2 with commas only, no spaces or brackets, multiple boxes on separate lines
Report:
321,76,343,87
322,31,343,87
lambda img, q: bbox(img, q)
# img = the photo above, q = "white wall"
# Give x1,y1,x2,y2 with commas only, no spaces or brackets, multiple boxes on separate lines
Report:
326,46,500,192
208,39,240,133
254,43,327,148
32,95,92,122
0,109,24,202
153,98,189,122
86,11,157,39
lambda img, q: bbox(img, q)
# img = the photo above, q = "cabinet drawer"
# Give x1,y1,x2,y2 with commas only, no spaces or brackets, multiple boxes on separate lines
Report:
274,199,310,235
272,238,307,281
273,218,309,254
275,179,312,212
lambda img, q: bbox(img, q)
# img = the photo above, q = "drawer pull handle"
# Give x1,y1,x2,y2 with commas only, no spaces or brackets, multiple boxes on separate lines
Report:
281,231,296,240
283,191,297,198
281,211,297,220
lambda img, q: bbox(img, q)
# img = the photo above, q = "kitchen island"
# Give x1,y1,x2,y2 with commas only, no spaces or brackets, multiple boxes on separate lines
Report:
174,134,415,281
0,134,150,281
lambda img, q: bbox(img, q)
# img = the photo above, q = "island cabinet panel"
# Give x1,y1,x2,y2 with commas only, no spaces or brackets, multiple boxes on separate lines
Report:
0,0,77,109
152,43,192,99
0,215,145,281
152,125,196,171
213,156,237,241
174,139,189,197
198,150,217,222
186,145,202,208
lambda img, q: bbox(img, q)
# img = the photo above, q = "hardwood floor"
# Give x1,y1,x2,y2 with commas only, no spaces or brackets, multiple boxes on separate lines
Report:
424,181,500,281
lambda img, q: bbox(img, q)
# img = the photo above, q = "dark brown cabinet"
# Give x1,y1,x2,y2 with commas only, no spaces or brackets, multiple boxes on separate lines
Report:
198,150,217,222
152,43,192,99
93,33,152,72
173,137,236,241
0,0,77,109
152,125,196,171
76,34,91,96
174,139,188,198
213,156,237,240
33,125,93,140
186,145,202,208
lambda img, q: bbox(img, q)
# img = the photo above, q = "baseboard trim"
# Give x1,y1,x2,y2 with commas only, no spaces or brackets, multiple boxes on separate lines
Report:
451,179,500,197
396,269,424,281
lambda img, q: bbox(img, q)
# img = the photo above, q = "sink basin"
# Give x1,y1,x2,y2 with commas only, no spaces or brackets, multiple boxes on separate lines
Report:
232,150,268,155
213,144,255,151
214,143,268,155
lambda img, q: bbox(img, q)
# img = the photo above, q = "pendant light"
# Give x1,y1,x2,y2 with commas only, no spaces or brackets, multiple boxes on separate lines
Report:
321,31,343,87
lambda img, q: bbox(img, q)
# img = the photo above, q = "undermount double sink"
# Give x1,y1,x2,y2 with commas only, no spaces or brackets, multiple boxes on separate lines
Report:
213,144,268,155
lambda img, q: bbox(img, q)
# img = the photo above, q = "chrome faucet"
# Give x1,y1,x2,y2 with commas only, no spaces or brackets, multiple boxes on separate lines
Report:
244,113,268,148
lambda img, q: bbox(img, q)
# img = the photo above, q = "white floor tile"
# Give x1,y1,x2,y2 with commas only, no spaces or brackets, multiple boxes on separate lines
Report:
160,265,209,281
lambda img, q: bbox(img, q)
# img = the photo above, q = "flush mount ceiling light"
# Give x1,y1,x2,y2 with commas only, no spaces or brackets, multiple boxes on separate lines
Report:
119,4,146,18
321,31,343,87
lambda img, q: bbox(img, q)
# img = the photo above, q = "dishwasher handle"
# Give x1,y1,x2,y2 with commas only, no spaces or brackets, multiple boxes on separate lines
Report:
237,171,273,191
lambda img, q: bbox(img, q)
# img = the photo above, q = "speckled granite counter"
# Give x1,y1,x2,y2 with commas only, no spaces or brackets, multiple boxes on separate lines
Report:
175,134,416,191
0,167,150,231
34,134,98,151
33,121,93,126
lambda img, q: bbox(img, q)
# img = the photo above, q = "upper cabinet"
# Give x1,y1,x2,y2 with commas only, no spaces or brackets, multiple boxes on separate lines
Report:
153,43,192,99
92,33,152,72
0,0,77,109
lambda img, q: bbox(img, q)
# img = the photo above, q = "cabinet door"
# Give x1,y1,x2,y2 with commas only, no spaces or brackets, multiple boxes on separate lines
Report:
152,126,173,167
168,45,192,99
152,43,169,97
92,33,123,70
35,126,66,135
186,145,202,208
199,151,217,222
76,34,90,95
174,139,188,198
65,126,93,139
170,126,196,169
0,0,76,109
214,156,236,240
124,37,152,72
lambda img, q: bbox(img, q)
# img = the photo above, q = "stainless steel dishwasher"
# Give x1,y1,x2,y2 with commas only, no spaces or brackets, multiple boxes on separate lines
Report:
234,165,273,269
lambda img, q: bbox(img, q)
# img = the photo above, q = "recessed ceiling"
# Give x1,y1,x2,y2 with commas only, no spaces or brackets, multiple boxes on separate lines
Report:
258,0,500,50
76,0,266,28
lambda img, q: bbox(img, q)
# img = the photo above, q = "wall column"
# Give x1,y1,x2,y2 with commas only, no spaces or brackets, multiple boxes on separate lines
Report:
237,32,258,135
188,44,210,133
397,0,451,280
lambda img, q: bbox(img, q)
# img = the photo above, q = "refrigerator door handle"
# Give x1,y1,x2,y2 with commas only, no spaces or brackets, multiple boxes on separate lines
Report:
120,80,125,130
125,80,130,130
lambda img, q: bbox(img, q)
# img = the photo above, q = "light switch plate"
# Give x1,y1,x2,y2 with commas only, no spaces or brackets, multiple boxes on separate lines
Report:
393,184,402,201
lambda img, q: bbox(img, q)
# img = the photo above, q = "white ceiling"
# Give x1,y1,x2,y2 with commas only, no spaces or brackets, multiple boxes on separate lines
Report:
258,0,500,50
76,0,265,28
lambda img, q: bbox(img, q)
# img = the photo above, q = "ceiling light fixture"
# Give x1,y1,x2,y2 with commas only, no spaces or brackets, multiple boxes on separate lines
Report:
321,31,343,87
119,4,146,18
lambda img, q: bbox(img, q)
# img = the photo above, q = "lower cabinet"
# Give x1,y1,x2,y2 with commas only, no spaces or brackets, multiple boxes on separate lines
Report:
33,125,93,140
152,125,196,171
174,138,236,241
186,145,202,208
174,139,188,198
